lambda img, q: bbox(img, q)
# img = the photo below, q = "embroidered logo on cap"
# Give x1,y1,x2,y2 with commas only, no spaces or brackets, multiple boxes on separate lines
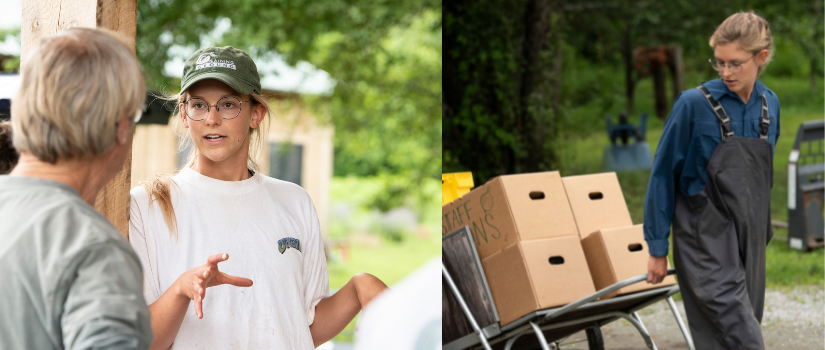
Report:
195,52,236,70
278,237,302,254
196,52,217,64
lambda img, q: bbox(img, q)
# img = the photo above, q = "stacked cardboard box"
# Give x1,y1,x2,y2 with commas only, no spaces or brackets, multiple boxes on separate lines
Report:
442,171,596,326
582,225,677,299
442,171,678,328
562,173,676,300
561,172,633,239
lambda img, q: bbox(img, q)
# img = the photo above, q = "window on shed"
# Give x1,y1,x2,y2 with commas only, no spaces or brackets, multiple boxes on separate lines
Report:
269,142,303,186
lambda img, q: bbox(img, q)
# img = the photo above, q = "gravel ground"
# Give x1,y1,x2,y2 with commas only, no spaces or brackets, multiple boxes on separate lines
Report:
557,286,824,350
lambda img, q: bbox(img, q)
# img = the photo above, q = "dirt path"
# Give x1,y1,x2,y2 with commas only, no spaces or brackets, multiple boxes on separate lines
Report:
558,285,823,350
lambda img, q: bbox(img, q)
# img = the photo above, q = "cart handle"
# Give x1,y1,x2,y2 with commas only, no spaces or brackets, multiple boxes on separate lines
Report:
541,268,676,323
442,262,493,350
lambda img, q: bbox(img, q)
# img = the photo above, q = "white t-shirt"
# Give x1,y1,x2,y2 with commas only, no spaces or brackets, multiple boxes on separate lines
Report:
129,167,329,350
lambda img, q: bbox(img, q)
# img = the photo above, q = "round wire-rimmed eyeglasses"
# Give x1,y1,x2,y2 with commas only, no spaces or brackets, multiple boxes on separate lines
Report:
708,52,758,74
182,96,252,121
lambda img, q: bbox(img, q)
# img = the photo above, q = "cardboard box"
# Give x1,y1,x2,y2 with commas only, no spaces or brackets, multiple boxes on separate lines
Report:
581,225,676,299
562,173,632,239
442,171,579,260
481,236,596,326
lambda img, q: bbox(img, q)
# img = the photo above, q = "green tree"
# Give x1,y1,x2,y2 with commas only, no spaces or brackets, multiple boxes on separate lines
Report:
560,0,823,111
444,0,565,182
0,27,20,72
136,0,441,210
445,0,822,183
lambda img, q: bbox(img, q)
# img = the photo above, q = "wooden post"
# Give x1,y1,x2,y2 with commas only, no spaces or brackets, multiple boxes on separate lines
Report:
623,23,636,114
21,0,137,238
668,45,684,102
648,47,668,120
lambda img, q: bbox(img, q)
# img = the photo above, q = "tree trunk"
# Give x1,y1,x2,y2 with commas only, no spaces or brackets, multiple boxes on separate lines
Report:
814,0,821,94
650,47,667,119
21,0,136,238
519,0,553,173
668,45,684,101
622,18,635,114
550,11,563,141
444,0,563,181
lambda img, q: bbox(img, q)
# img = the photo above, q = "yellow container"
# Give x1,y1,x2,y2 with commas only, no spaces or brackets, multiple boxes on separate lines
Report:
442,172,474,206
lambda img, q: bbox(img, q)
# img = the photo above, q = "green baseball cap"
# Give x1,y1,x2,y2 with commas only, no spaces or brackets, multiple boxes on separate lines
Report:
180,46,262,95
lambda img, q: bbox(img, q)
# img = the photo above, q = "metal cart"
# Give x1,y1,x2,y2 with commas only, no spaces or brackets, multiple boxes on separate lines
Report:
443,226,695,350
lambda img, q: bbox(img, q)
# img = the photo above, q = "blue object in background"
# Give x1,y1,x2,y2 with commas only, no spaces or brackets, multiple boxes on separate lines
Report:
603,112,653,171
0,98,9,122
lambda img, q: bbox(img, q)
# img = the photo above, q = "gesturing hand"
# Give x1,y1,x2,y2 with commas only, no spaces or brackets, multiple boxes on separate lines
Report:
175,253,253,319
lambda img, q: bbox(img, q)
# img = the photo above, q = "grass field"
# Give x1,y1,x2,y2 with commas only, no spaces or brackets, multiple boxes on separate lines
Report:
326,229,440,343
326,176,441,342
559,74,824,288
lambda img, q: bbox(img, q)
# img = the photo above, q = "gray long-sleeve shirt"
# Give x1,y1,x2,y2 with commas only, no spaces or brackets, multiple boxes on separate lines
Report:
0,175,153,349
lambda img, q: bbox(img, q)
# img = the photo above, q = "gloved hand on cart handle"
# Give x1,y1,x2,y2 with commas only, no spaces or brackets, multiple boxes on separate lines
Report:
646,255,669,284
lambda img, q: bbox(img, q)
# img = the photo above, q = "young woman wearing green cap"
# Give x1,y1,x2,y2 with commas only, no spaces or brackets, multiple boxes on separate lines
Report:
129,46,388,350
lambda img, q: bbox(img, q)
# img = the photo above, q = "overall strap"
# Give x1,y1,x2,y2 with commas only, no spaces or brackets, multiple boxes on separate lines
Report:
697,85,734,139
759,94,770,140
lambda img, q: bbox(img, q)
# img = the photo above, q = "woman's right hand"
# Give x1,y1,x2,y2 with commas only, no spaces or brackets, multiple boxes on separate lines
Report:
173,253,253,319
646,255,669,285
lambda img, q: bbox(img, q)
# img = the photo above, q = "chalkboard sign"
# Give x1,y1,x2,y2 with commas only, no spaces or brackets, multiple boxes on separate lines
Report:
442,225,499,344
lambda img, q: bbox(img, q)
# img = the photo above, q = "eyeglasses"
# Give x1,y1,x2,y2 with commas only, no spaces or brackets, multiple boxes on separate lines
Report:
709,53,757,74
183,96,251,121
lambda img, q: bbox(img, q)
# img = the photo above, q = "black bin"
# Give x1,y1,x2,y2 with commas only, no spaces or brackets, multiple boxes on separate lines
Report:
787,120,825,251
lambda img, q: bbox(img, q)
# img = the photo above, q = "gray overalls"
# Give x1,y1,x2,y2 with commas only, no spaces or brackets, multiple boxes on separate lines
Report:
671,85,773,350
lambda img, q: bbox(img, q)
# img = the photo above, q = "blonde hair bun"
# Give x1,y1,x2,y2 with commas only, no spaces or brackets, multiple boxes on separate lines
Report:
709,10,774,77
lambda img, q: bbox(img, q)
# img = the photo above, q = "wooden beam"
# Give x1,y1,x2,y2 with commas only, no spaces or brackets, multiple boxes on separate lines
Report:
21,0,137,239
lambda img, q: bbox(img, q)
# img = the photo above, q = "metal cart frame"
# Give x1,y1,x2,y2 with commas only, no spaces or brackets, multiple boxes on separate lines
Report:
444,265,695,350
442,225,696,350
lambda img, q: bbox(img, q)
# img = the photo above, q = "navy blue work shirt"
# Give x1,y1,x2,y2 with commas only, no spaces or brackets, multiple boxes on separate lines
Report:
643,78,780,257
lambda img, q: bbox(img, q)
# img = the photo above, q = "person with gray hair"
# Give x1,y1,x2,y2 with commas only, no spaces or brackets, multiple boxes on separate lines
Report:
0,28,153,349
